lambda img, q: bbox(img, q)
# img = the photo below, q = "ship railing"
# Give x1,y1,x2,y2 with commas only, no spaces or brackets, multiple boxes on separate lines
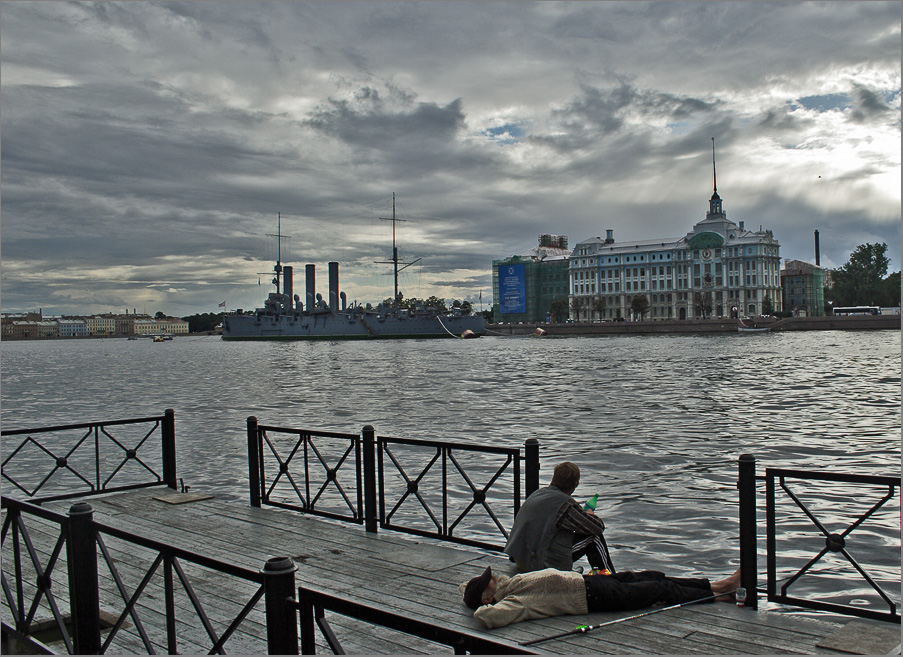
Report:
0,496,282,655
737,454,900,623
1,410,177,505
247,419,540,551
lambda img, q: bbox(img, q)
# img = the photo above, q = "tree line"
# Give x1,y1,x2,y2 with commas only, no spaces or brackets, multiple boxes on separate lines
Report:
826,243,899,308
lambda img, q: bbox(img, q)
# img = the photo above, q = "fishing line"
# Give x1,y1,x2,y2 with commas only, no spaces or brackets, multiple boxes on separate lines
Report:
520,588,739,647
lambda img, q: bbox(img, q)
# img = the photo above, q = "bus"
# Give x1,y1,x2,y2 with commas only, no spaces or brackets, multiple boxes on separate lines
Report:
832,306,880,316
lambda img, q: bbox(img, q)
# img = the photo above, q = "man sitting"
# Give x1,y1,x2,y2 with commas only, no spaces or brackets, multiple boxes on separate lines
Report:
460,565,741,629
505,461,614,574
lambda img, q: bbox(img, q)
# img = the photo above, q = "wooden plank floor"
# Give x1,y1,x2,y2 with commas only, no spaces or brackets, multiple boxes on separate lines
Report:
1,489,874,654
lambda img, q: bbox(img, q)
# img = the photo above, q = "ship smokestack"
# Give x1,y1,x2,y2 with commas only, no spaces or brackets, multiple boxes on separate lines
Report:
283,266,293,311
328,261,339,316
306,264,316,311
814,230,820,266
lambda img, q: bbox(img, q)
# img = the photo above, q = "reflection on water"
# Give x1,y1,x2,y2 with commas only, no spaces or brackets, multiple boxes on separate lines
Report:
2,330,900,619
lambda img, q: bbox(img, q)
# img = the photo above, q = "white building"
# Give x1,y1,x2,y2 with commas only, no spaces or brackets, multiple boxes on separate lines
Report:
570,183,781,320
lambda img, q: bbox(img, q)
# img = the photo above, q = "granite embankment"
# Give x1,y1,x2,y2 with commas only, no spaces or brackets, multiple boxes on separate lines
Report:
486,314,900,336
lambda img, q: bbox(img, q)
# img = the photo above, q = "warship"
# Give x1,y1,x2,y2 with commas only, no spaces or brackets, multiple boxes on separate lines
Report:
222,197,484,340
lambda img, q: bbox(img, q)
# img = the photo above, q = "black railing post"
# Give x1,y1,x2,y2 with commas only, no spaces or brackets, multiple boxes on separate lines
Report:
67,502,101,654
362,425,378,534
162,408,177,489
524,439,540,497
738,453,758,609
248,416,261,507
297,588,316,655
262,557,298,655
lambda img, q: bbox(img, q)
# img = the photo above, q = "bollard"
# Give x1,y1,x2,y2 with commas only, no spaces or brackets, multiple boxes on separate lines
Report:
524,439,540,498
67,502,101,654
737,454,758,609
262,557,299,654
247,416,261,507
362,425,378,534
162,408,177,489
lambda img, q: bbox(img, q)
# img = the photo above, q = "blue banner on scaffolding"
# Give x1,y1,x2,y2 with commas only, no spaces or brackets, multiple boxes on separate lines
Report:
500,264,526,314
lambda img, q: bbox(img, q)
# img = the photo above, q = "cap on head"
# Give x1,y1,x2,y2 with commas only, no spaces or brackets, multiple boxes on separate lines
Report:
463,566,492,610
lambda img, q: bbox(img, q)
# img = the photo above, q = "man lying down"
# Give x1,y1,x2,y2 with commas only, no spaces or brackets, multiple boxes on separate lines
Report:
459,565,741,629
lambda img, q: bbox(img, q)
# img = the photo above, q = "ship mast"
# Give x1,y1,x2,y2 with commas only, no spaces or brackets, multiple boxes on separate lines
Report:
378,193,420,309
265,212,289,295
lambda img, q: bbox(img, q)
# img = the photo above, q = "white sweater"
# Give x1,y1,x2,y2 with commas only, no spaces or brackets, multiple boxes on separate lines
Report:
460,568,588,629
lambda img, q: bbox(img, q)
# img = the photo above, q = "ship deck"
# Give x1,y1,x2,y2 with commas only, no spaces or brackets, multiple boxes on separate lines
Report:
6,488,900,655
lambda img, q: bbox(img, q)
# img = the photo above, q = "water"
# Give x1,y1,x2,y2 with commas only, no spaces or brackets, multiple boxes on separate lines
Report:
2,330,900,620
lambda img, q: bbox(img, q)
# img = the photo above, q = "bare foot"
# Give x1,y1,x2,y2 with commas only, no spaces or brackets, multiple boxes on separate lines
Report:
710,567,742,601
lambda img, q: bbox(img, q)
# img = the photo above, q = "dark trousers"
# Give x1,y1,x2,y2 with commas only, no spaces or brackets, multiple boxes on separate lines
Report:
572,534,616,573
583,570,713,612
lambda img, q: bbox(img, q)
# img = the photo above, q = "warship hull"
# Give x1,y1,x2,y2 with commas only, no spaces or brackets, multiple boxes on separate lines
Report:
222,308,484,340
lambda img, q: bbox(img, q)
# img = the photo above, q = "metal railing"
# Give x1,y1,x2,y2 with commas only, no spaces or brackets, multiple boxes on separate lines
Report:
2,410,177,504
246,419,363,524
1,496,293,654
294,585,535,655
377,434,526,550
247,419,540,551
738,454,900,623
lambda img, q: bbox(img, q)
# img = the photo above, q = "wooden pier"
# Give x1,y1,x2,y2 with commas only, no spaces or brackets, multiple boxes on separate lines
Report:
6,488,899,655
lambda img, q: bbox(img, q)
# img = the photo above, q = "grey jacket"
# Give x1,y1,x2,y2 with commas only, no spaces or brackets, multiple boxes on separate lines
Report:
504,485,577,571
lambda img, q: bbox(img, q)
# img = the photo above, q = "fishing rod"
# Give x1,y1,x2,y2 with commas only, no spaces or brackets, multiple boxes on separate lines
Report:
520,588,739,647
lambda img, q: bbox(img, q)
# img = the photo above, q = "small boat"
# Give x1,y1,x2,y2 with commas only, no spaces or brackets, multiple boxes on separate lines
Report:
153,336,165,342
738,318,769,333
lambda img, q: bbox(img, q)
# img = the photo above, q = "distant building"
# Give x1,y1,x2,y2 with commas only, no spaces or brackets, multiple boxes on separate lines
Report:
3,321,60,339
85,315,116,336
781,260,825,317
134,318,189,335
570,178,781,320
58,319,88,337
492,234,571,323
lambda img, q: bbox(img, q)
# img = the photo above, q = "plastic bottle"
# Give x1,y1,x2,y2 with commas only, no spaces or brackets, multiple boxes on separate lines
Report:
583,493,598,511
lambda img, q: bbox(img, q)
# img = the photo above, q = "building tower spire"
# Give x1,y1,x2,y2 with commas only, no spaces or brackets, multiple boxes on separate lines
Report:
712,137,717,195
708,137,724,217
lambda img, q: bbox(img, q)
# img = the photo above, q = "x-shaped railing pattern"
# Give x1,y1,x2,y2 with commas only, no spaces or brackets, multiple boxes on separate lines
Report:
256,426,362,523
765,468,900,623
2,413,174,504
1,505,72,652
2,497,269,654
378,436,521,550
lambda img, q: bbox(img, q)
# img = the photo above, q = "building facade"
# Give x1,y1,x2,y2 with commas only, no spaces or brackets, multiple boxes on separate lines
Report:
492,235,571,323
781,260,825,317
570,185,782,320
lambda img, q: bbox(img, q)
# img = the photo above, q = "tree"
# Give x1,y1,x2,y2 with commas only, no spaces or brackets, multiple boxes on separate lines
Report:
550,298,569,323
423,296,447,312
762,296,774,316
181,312,224,333
630,295,650,319
570,296,587,321
154,311,167,320
591,297,607,320
880,271,901,307
831,243,890,306
693,292,712,318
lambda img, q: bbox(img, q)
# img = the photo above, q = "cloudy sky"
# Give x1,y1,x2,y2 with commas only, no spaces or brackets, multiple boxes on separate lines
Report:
2,1,900,317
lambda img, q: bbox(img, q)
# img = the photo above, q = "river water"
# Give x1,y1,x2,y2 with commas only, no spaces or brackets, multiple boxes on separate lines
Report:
2,330,900,619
